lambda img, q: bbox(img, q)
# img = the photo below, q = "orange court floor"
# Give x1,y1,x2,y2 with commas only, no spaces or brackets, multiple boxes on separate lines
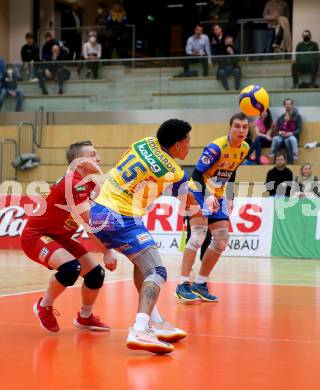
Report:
1,250,320,390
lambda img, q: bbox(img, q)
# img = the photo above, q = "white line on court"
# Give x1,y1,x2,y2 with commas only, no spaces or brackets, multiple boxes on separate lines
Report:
0,278,132,298
0,321,319,346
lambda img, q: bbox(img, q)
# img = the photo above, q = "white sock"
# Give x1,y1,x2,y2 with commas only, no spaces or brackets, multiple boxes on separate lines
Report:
150,305,164,323
40,291,54,307
179,276,189,284
133,313,150,331
80,305,93,318
195,275,208,284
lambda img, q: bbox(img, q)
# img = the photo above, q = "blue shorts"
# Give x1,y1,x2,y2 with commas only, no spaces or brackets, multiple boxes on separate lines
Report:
192,191,229,223
90,202,156,256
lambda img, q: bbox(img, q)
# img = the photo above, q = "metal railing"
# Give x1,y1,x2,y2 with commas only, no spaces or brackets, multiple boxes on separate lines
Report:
34,106,44,148
0,138,18,183
18,106,44,155
18,122,35,155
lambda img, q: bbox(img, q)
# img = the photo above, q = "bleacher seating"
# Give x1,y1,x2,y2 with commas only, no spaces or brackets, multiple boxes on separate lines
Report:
1,60,320,112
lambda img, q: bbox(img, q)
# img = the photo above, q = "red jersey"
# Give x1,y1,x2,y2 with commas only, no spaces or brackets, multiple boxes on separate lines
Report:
24,171,96,237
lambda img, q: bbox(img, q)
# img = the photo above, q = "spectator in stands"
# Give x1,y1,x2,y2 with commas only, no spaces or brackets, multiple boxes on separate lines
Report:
247,109,274,164
106,1,128,59
41,32,60,61
272,16,292,54
263,0,290,53
216,35,241,90
0,55,6,78
270,98,302,164
292,30,319,89
38,44,69,95
62,1,83,60
210,24,227,56
94,2,108,59
20,32,39,81
265,152,293,197
294,163,319,197
83,31,102,79
0,64,24,112
207,0,231,22
184,24,211,77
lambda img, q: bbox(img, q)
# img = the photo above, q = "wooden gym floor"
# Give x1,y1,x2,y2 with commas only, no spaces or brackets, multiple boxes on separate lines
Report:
1,250,320,390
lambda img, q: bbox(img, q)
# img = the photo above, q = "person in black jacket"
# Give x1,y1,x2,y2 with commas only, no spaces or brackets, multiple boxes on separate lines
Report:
41,32,60,61
38,44,69,95
216,35,241,90
20,32,39,81
265,152,293,197
210,24,227,55
62,2,83,60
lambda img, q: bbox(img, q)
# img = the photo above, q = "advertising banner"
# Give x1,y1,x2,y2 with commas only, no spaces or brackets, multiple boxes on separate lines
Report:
224,197,274,257
271,197,320,259
0,195,275,257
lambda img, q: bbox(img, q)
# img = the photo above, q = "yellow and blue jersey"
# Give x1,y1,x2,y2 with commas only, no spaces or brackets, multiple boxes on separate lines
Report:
189,135,249,198
95,137,188,216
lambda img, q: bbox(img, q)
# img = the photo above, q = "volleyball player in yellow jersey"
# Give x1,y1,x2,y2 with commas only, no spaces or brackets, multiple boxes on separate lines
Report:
176,112,249,302
90,119,195,354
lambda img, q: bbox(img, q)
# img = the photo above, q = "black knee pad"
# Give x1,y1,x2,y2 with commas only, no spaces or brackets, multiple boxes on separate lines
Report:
55,259,81,287
83,264,105,290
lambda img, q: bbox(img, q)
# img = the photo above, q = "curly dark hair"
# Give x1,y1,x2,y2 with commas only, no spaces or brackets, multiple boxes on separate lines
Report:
156,119,192,148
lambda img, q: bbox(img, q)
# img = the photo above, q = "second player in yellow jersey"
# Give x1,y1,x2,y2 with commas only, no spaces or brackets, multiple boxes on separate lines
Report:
176,112,250,303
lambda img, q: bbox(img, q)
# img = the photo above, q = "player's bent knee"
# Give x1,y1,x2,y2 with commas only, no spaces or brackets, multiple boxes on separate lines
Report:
209,228,229,254
131,246,166,287
55,259,81,287
83,264,105,289
185,225,207,252
144,265,167,287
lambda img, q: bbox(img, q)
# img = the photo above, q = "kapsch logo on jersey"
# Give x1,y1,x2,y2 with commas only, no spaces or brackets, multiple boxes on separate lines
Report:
216,169,232,180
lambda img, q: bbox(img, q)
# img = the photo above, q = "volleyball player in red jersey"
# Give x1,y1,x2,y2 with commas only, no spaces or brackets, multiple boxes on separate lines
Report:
21,141,116,333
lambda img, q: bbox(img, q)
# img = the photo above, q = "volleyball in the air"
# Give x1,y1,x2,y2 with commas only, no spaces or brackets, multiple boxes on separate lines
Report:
239,85,269,116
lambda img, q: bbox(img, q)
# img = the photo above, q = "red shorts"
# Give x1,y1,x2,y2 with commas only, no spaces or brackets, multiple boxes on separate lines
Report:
21,229,88,269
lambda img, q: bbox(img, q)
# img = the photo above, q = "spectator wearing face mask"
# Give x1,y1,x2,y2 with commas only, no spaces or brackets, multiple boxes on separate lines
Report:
292,30,319,88
0,64,24,112
83,31,102,79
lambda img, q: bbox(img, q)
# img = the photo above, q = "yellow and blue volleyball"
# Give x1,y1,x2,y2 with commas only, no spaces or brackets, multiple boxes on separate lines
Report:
239,85,269,116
